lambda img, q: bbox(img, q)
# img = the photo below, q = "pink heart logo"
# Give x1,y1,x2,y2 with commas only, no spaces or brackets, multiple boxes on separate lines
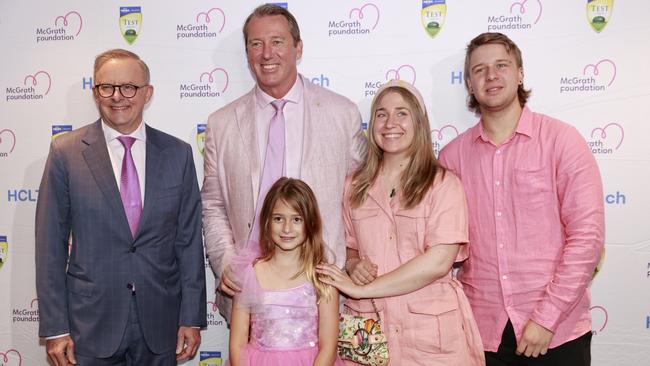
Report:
510,0,543,24
199,68,229,93
54,11,83,37
30,298,39,309
349,3,380,30
583,59,616,87
0,129,16,154
23,71,52,95
196,8,226,33
589,305,608,333
385,65,416,85
207,301,218,313
431,125,460,141
0,349,22,366
591,123,624,150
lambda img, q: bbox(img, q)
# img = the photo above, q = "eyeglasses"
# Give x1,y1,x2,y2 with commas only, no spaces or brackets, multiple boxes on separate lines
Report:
94,83,148,98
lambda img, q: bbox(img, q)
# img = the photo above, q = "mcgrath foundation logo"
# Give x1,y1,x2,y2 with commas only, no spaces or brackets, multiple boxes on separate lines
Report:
328,3,380,37
5,71,51,102
52,125,73,140
559,59,616,93
363,65,417,98
421,0,446,38
35,11,82,43
431,124,459,156
587,122,623,155
12,298,39,323
120,7,142,45
0,236,7,269
199,351,222,366
0,349,21,366
206,301,225,327
0,129,16,158
587,0,613,33
177,7,225,40
590,305,608,335
486,0,543,32
179,68,229,100
197,124,206,156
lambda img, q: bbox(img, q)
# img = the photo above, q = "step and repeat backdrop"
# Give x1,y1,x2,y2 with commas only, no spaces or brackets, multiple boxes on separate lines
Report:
1,0,649,365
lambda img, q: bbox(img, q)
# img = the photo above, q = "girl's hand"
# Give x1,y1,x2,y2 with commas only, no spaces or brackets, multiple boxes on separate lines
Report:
316,264,365,299
347,257,378,285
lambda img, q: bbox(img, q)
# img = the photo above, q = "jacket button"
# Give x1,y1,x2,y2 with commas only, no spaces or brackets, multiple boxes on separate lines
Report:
130,247,136,253
126,283,133,290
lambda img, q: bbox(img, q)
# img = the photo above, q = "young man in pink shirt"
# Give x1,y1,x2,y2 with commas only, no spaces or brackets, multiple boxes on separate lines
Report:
439,32,605,366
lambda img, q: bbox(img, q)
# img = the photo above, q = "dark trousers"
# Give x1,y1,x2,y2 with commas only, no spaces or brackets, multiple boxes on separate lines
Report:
76,295,176,366
486,320,592,366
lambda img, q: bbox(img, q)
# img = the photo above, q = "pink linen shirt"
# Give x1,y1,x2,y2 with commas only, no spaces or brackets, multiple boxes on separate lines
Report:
439,107,604,352
343,172,484,365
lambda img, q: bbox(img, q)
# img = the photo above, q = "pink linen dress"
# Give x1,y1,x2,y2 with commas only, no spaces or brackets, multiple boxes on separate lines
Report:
342,172,485,366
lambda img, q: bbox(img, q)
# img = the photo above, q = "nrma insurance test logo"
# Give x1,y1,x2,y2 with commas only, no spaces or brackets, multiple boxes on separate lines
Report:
197,124,206,156
52,125,73,140
486,0,543,32
587,122,623,155
328,3,380,37
0,348,22,366
199,351,222,366
587,0,613,33
0,236,8,269
363,64,417,98
559,59,616,93
13,298,39,323
177,7,225,40
120,7,142,45
421,0,446,38
0,129,16,158
5,71,52,102
35,11,82,43
179,68,229,100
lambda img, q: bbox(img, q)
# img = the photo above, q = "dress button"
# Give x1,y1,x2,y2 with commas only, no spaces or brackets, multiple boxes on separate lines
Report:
496,149,501,154
495,180,501,186
496,211,502,217
502,275,508,280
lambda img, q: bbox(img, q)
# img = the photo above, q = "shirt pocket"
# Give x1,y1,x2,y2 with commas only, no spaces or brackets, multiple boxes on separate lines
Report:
513,166,553,210
394,206,427,261
350,208,381,255
406,295,462,355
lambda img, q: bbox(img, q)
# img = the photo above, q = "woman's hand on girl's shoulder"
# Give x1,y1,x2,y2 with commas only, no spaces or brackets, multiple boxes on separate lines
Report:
316,263,365,299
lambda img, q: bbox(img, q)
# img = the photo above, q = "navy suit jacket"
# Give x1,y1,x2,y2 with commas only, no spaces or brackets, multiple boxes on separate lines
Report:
35,120,206,357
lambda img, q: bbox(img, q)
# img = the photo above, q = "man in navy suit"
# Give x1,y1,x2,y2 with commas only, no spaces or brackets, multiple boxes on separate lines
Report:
35,49,206,365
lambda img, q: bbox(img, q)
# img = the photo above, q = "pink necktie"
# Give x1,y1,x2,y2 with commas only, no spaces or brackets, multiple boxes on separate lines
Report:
251,99,287,242
117,136,142,238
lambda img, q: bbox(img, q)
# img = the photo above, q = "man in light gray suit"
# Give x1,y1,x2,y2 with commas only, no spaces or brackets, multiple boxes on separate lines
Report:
35,49,206,366
202,4,367,322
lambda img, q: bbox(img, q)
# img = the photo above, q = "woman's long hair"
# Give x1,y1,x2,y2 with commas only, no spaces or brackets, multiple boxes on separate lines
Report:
349,85,445,209
257,177,333,302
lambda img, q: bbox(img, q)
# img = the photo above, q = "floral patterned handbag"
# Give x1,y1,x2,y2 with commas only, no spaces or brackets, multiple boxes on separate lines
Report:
337,299,389,366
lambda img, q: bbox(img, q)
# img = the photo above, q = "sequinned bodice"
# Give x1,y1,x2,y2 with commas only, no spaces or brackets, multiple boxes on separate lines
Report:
249,282,319,350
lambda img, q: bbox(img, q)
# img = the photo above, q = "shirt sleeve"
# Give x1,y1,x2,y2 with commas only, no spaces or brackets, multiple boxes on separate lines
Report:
424,171,470,261
530,124,605,332
342,178,359,250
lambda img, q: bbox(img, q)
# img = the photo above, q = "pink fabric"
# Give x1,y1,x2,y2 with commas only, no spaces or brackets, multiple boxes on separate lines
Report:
439,107,605,351
343,172,484,365
227,263,344,366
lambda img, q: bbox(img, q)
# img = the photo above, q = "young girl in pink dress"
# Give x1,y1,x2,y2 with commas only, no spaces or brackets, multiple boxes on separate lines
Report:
227,177,344,366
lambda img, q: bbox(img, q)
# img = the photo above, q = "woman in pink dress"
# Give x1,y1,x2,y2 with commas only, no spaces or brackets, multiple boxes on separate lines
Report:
227,178,344,366
317,80,485,365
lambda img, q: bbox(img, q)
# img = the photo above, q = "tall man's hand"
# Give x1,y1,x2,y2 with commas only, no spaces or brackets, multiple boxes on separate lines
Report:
46,336,77,366
516,320,554,357
219,265,241,296
176,327,201,361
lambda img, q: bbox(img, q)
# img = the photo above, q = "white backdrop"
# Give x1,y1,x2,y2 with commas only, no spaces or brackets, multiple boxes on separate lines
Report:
1,1,649,365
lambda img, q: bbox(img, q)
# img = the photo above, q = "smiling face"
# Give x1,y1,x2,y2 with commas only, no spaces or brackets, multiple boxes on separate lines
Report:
245,15,303,99
93,57,152,134
371,91,416,161
466,43,523,115
270,199,306,253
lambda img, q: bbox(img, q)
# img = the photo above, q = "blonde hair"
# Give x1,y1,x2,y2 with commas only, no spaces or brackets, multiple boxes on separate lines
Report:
349,86,445,209
257,178,333,302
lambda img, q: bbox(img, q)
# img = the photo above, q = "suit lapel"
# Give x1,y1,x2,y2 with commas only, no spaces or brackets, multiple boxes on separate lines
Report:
81,120,132,239
300,75,316,177
236,90,261,209
136,125,163,242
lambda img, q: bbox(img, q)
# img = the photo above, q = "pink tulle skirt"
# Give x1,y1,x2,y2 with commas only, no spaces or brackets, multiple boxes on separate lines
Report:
227,344,345,366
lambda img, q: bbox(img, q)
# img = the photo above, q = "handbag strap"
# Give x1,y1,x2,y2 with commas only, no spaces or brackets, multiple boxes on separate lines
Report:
370,298,382,323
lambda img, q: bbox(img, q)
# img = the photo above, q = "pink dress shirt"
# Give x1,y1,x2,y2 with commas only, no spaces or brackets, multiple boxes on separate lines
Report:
343,172,484,365
439,107,605,352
